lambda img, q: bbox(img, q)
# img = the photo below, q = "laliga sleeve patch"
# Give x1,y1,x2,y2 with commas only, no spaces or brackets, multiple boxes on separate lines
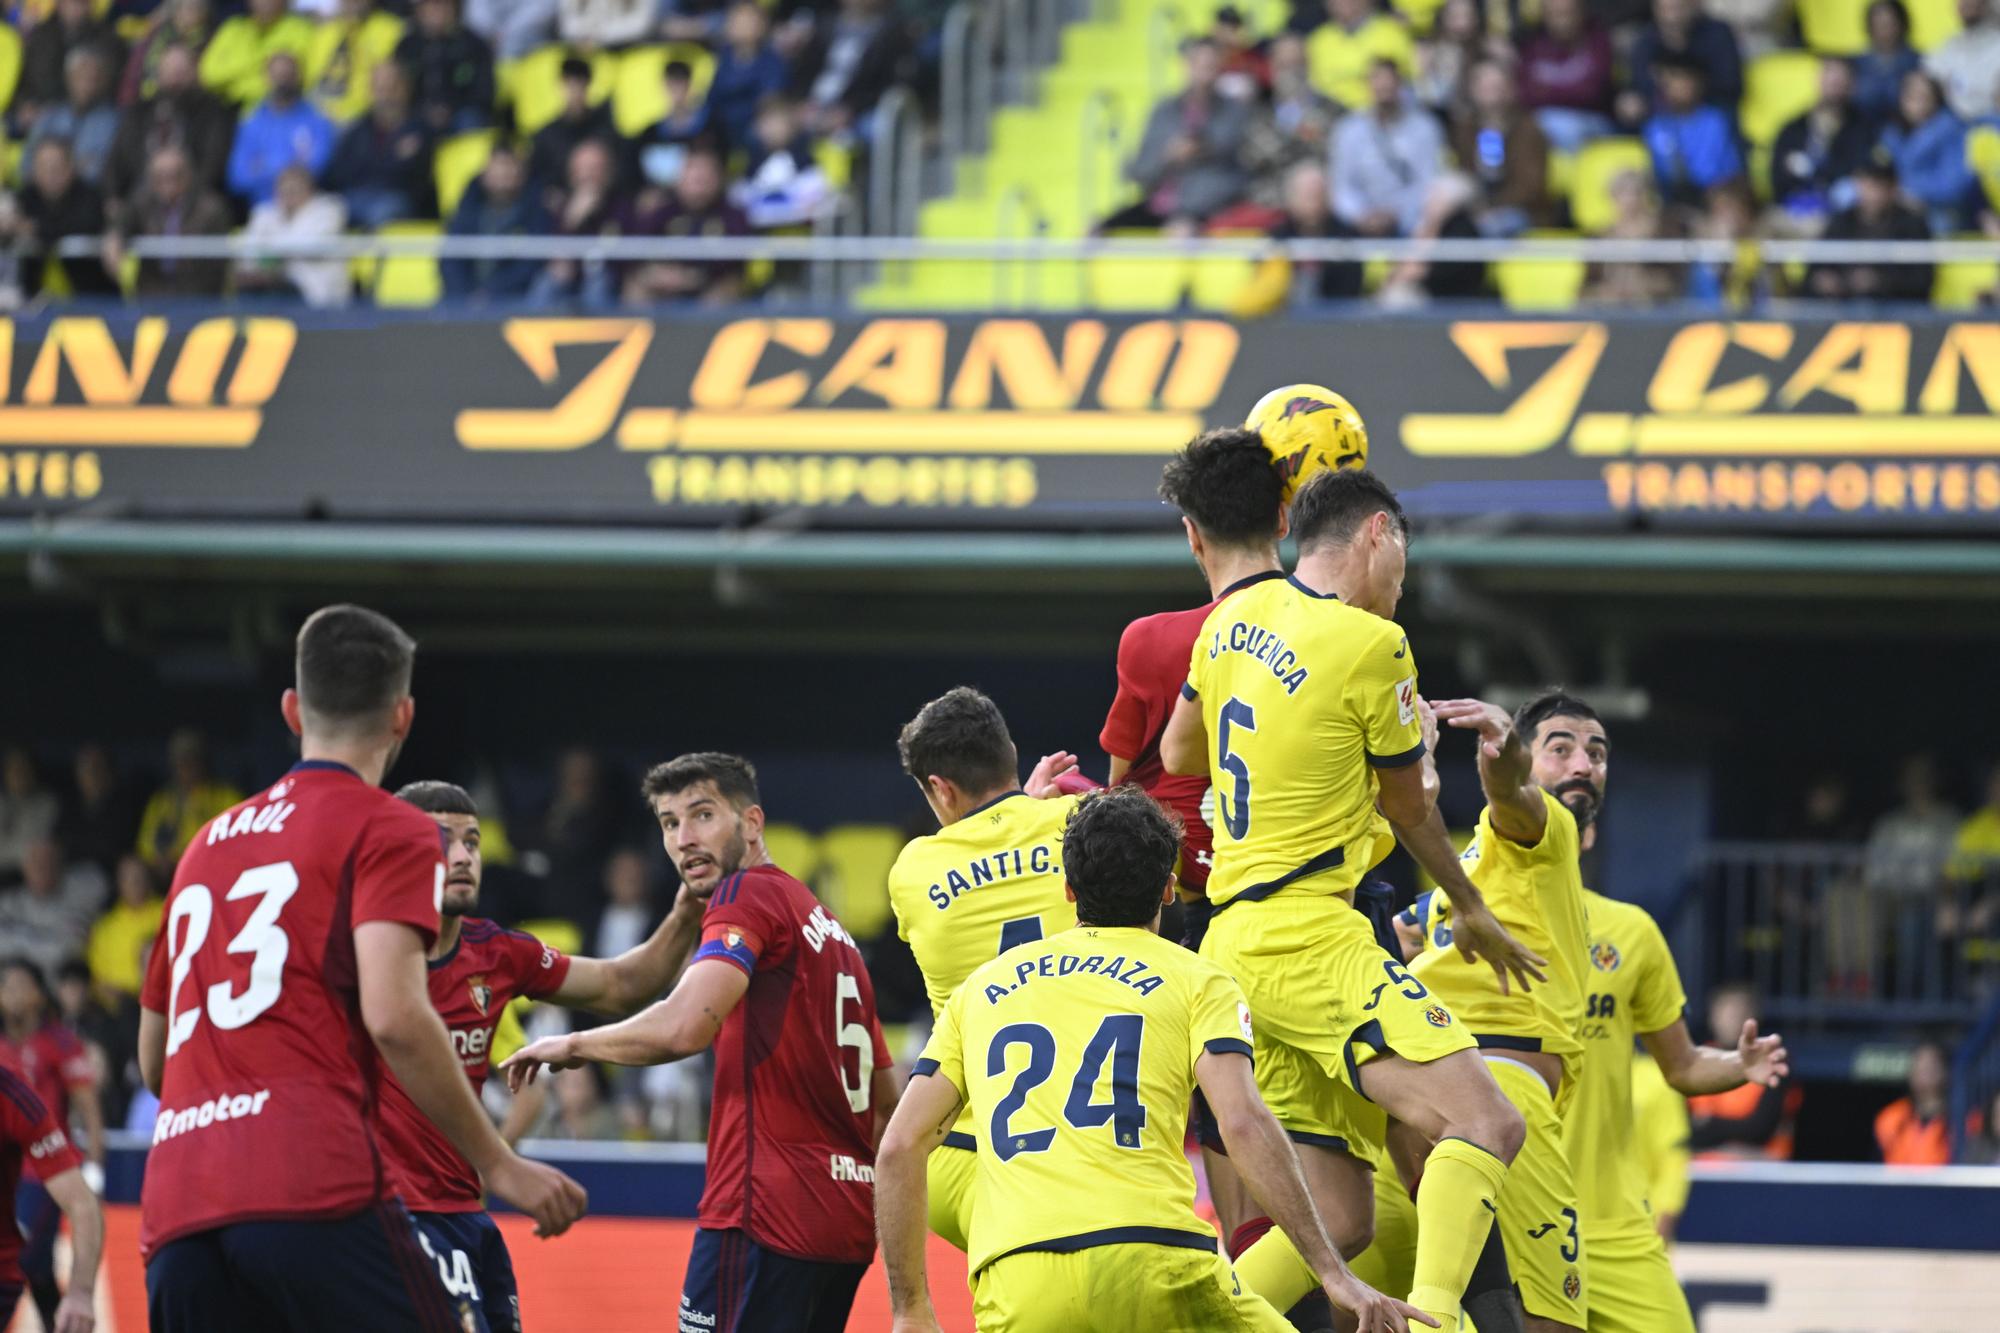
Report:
1395,677,1417,727
1238,1001,1255,1044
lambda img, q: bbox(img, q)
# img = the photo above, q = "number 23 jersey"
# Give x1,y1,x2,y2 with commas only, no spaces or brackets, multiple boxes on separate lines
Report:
138,760,446,1258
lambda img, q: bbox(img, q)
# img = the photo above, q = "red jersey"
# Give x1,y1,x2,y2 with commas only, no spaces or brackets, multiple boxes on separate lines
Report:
378,918,572,1212
0,1049,82,1285
2,1022,93,1130
694,864,891,1265
137,760,446,1259
1099,570,1285,893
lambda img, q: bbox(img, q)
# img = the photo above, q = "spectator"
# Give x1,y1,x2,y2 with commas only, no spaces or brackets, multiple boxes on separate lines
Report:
25,47,120,187
1449,57,1552,237
306,0,409,125
708,0,788,152
1307,0,1415,112
1330,58,1444,237
635,59,714,190
1771,58,1876,232
1684,180,1771,306
1864,753,1964,896
730,92,830,228
120,0,217,105
1101,37,1250,233
442,145,548,303
104,43,233,209
397,0,497,135
1947,764,2000,930
1583,168,1678,304
1413,0,1485,113
323,60,435,228
1854,0,1923,124
787,0,910,141
1879,69,1972,234
56,745,137,879
1624,0,1744,126
1211,5,1271,101
84,855,161,1004
547,1063,618,1139
661,0,734,46
237,164,350,306
1687,984,1800,1159
1239,32,1339,218
462,0,559,62
1709,0,1789,61
13,138,119,299
559,0,655,50
54,956,130,1127
132,728,240,877
0,841,100,978
16,0,123,133
528,56,624,197
1961,1087,2000,1163
1517,0,1616,151
1642,55,1745,211
529,138,623,307
592,847,659,960
1238,159,1362,314
0,750,58,885
1875,1040,1956,1165
199,0,315,107
226,52,338,207
1927,0,2000,121
619,146,749,305
1375,172,1487,304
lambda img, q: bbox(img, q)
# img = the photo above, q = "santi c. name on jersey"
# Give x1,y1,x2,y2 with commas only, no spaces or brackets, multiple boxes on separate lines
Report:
983,952,1163,1004
924,844,1058,911
1205,620,1310,695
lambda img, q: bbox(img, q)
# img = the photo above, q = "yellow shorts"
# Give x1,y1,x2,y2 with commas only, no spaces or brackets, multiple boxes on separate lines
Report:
1488,1058,1587,1327
929,1139,977,1252
1582,1225,1694,1333
1202,896,1473,1148
1347,1140,1417,1300
972,1242,1290,1332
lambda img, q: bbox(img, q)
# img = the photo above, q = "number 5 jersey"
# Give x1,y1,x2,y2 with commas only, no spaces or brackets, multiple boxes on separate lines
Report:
138,760,446,1259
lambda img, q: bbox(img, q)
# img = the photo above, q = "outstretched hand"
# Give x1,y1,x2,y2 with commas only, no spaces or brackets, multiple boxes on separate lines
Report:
499,1034,585,1093
1025,751,1080,798
1325,1270,1440,1333
1736,1019,1790,1087
1429,698,1515,759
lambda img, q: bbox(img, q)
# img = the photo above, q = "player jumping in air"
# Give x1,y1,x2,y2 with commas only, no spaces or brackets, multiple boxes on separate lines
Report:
502,752,899,1333
876,786,1435,1333
1161,471,1545,1333
138,604,586,1333
384,779,710,1332
889,686,1084,1251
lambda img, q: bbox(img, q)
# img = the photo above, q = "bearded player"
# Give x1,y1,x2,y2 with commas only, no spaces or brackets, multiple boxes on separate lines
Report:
384,780,708,1332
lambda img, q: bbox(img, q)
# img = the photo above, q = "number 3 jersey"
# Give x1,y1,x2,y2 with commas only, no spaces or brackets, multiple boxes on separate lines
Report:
694,864,892,1265
137,760,446,1259
913,925,1254,1275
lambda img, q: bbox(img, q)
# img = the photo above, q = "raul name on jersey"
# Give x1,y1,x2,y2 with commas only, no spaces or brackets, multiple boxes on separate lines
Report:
1204,620,1311,695
924,844,1059,912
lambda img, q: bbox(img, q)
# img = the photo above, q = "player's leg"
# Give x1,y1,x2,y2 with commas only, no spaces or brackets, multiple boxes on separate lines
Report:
0,1282,20,1328
470,1211,525,1333
146,1229,279,1333
1582,1229,1693,1333
678,1227,749,1333
1093,1243,1295,1333
16,1175,61,1326
1231,1137,1376,1311
218,1203,474,1333
928,1139,978,1251
798,1259,870,1333
1346,1142,1418,1302
1472,1060,1584,1333
410,1210,503,1333
971,1251,1093,1331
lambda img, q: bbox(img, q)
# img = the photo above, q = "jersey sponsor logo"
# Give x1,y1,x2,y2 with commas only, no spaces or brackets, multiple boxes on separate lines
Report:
467,974,492,1016
982,949,1164,1004
1586,993,1617,1019
203,799,297,845
678,1296,719,1331
1591,941,1622,971
1395,677,1417,726
26,1128,67,1159
1237,1001,1254,1044
802,903,857,954
828,1152,875,1184
152,1088,273,1144
1424,1004,1453,1028
451,1025,493,1062
1528,1221,1558,1239
1204,620,1310,695
923,844,1058,911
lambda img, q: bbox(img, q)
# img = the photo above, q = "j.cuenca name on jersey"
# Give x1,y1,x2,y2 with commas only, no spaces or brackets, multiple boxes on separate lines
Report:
1205,620,1311,695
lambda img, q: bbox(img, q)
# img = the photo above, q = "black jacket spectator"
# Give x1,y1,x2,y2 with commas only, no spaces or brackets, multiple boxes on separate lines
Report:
323,63,438,228
103,46,234,207
620,149,749,305
529,61,627,195
57,746,138,879
397,0,497,135
17,0,126,129
788,0,909,136
16,142,118,298
1771,67,1876,221
442,148,549,302
1626,0,1743,118
114,145,234,299
1807,159,1932,301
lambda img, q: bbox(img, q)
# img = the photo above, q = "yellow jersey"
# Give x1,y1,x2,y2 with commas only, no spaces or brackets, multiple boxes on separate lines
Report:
1184,576,1424,910
1562,889,1689,1238
1409,790,1590,1099
913,925,1252,1274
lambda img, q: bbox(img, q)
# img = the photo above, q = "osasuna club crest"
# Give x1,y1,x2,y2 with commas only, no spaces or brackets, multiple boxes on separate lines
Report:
468,975,492,1015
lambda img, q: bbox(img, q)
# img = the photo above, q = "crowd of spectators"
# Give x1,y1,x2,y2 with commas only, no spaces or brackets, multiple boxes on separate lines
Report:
0,0,937,307
1108,0,2000,308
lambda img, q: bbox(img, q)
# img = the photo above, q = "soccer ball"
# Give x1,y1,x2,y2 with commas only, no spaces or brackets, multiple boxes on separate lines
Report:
1243,384,1370,502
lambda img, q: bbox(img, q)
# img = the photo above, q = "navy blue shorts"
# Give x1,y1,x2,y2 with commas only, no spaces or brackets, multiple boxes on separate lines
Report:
412,1209,518,1333
680,1227,866,1333
147,1201,475,1333
15,1177,58,1284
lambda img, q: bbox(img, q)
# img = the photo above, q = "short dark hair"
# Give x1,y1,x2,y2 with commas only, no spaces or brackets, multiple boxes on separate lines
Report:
641,752,760,811
1514,691,1602,745
664,59,693,82
1158,428,1285,547
395,780,479,818
560,56,592,83
295,604,416,728
1289,469,1407,554
0,956,50,1004
1062,787,1181,928
898,688,1017,794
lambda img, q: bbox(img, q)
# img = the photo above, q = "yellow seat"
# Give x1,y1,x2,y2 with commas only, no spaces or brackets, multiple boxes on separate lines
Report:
1741,51,1822,148
434,129,497,217
611,43,716,138
501,45,616,137
1970,124,2000,214
1570,137,1652,234
1087,229,1189,309
1797,0,1868,54
815,139,853,191
760,822,823,883
1547,147,1578,201
1933,239,1998,308
1495,231,1587,309
373,221,442,308
1907,0,1964,50
1189,231,1259,310
815,824,904,943
0,27,19,117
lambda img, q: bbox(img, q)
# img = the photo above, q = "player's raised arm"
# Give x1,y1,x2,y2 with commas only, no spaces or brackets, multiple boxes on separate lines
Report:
1431,698,1548,846
1159,689,1209,776
502,958,751,1087
547,880,708,1016
1641,1015,1790,1095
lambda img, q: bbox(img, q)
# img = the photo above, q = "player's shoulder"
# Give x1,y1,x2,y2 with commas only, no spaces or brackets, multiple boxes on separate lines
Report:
708,862,809,915
1119,602,1209,654
1583,889,1666,947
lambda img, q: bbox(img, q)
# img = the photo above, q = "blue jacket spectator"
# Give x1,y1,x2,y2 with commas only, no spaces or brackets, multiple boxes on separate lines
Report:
442,146,549,302
322,62,437,229
1626,0,1742,121
1853,0,1922,122
1644,57,1744,206
708,0,788,150
1879,71,1973,232
227,53,337,207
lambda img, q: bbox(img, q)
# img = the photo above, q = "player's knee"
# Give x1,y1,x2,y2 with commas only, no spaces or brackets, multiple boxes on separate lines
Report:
1334,1212,1375,1261
1462,1090,1525,1163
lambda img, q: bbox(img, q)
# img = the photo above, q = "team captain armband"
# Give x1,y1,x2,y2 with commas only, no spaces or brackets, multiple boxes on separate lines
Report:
695,922,763,974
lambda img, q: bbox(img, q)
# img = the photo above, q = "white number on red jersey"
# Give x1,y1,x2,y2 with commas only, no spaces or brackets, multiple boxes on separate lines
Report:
835,971,874,1114
165,860,301,1056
